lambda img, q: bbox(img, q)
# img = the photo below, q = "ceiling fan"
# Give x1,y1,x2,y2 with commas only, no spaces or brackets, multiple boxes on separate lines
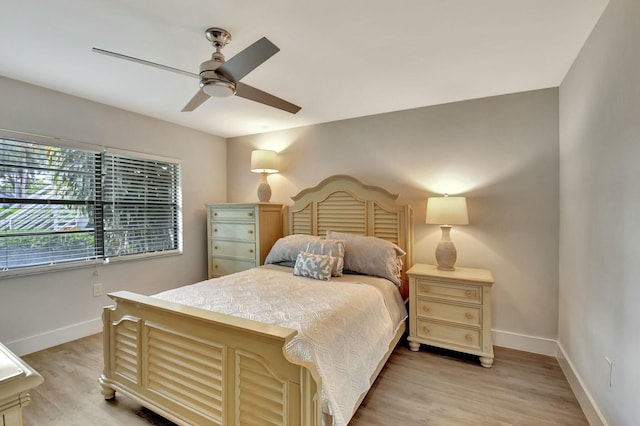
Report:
92,27,301,114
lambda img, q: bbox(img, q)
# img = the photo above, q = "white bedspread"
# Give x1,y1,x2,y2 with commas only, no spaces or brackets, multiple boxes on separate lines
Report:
153,264,407,426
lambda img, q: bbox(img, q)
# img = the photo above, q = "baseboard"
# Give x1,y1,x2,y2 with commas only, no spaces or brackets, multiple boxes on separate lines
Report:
492,329,558,356
6,317,102,356
557,343,608,426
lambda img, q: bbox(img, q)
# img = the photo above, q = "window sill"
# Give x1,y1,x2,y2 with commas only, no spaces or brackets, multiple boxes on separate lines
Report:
0,250,183,280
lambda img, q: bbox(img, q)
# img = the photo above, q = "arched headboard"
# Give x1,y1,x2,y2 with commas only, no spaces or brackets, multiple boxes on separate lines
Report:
283,175,414,289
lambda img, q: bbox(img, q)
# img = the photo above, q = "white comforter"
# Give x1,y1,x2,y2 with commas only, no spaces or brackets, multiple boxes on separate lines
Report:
153,264,407,426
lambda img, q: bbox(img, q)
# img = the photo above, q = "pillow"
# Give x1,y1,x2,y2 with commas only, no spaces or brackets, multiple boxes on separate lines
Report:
265,234,321,265
305,239,345,276
293,252,336,281
325,230,406,286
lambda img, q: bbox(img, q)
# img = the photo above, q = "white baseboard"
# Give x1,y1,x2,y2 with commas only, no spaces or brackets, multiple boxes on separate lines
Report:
492,328,558,356
557,343,608,426
6,317,102,356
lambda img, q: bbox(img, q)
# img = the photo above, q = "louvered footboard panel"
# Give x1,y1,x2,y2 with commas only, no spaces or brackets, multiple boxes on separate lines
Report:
113,318,139,383
237,350,287,425
146,324,225,424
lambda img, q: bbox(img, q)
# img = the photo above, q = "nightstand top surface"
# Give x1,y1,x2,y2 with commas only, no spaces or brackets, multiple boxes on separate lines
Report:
407,263,494,284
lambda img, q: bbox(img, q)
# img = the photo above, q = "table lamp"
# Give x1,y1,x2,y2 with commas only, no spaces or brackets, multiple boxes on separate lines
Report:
250,150,279,202
425,194,469,270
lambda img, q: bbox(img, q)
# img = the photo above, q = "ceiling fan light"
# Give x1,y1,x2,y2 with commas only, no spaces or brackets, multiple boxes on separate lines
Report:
202,80,235,97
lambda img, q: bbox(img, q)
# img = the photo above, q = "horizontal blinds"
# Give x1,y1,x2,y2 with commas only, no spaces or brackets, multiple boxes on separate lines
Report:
0,136,183,272
0,138,100,269
102,153,181,257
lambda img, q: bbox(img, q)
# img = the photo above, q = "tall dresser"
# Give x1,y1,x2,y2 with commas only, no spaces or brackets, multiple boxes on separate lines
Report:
207,203,283,278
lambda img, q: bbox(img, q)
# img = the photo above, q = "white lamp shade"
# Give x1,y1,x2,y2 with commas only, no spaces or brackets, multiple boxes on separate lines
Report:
425,196,469,225
250,150,279,174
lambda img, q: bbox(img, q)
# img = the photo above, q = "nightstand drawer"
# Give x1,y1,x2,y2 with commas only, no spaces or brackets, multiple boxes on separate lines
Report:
416,319,481,350
211,223,256,241
416,299,481,326
209,207,256,221
210,240,256,261
416,279,481,304
210,257,254,276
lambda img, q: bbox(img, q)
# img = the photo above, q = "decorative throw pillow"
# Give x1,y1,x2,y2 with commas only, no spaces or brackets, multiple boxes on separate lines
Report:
265,234,321,265
325,230,406,286
293,251,336,281
305,239,345,276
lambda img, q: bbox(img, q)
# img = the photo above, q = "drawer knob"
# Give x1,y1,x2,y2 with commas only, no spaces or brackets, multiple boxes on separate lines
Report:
214,246,218,250
214,228,218,232
422,326,431,334
249,249,254,253
465,290,474,298
214,212,218,216
248,230,254,234
214,265,219,269
422,305,430,313
465,334,472,342
465,312,473,320
248,212,254,217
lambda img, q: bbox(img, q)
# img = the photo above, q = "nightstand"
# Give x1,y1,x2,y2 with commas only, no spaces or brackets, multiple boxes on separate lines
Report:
407,263,495,367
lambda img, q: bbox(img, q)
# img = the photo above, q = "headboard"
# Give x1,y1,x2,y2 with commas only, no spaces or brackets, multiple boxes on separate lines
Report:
283,175,414,291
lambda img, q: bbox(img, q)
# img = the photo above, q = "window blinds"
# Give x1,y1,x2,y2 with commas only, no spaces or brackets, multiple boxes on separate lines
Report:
0,136,182,272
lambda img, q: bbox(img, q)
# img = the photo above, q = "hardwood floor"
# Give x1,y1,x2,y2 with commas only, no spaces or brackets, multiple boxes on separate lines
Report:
20,333,587,425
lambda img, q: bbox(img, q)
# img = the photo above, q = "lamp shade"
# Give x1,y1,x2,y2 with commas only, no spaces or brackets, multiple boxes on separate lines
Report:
250,150,279,174
425,196,469,225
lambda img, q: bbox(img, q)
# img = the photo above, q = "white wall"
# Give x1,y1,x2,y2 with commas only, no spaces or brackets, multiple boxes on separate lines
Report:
559,0,640,424
227,89,560,354
0,76,227,355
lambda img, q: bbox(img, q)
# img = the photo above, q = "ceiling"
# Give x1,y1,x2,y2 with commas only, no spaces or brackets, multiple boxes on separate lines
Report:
0,0,607,138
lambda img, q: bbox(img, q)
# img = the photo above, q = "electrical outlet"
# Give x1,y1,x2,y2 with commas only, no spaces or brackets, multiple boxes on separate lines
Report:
605,357,612,388
93,282,103,297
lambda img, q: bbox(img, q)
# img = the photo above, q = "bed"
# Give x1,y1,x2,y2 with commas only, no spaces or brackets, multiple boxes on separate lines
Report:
99,174,414,425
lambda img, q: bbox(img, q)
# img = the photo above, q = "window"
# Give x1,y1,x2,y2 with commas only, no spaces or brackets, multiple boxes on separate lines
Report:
0,134,182,274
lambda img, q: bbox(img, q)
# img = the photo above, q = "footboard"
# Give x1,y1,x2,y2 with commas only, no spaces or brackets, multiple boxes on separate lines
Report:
99,291,322,426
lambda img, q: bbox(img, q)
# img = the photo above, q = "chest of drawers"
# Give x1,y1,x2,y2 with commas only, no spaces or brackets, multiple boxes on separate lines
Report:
207,203,283,278
407,263,495,367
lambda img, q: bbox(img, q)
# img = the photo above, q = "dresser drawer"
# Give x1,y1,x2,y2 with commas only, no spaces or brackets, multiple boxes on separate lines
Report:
416,299,481,327
210,207,256,221
210,257,255,276
210,223,256,241
416,319,481,350
416,279,481,304
210,240,257,261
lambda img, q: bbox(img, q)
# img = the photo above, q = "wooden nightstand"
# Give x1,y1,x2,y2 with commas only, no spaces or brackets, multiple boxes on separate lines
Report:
407,263,495,367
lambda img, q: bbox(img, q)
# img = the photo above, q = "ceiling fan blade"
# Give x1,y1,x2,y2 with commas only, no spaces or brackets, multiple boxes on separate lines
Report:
236,83,301,114
181,89,210,112
92,48,200,79
216,37,279,82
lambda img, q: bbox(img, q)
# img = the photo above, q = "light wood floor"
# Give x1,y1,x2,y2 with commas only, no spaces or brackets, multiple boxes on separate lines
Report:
20,333,587,425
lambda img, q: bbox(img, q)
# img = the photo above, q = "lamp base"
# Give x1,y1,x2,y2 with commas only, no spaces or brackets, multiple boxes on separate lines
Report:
256,173,272,203
435,225,457,271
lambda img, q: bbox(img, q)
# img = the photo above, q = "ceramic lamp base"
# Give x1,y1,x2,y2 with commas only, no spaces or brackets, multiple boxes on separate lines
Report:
256,173,272,202
435,225,457,270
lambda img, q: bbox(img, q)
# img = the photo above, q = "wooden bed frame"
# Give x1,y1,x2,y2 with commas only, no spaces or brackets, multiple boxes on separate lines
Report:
99,175,413,425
